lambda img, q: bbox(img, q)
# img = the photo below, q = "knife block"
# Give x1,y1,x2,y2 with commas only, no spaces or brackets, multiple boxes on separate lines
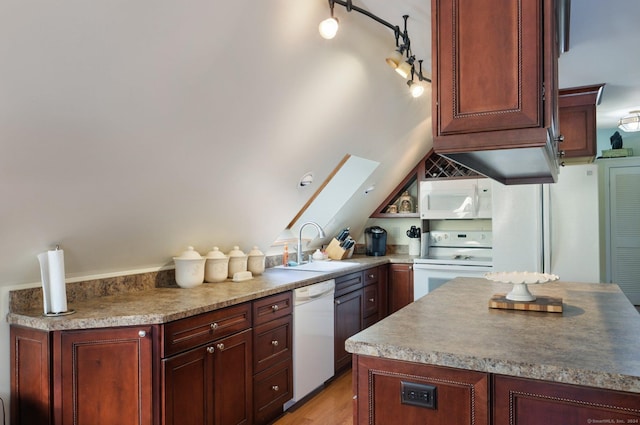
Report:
325,238,349,260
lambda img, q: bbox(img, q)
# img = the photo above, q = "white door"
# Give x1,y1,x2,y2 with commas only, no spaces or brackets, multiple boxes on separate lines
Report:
608,163,640,304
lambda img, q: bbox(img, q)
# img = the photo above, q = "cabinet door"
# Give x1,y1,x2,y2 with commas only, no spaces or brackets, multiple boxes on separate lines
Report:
493,375,640,424
334,289,363,373
10,326,51,425
434,0,545,136
57,326,154,425
163,329,252,425
557,84,603,163
213,329,252,425
388,264,413,314
163,343,213,425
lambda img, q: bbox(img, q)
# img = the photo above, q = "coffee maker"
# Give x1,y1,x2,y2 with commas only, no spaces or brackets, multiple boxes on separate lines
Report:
365,226,387,256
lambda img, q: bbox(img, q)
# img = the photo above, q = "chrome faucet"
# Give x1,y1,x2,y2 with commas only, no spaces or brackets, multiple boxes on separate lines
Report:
297,221,326,264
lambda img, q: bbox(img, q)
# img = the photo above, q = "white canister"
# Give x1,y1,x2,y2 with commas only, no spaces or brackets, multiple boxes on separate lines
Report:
247,246,265,275
227,246,248,278
173,246,205,288
409,238,421,256
204,247,229,283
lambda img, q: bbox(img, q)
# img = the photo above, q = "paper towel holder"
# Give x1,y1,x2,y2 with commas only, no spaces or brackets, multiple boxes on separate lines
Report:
39,244,76,317
43,310,76,317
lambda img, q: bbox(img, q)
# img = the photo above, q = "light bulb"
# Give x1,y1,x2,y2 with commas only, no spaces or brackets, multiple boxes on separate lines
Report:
385,49,403,69
395,60,412,79
408,81,425,98
319,17,339,39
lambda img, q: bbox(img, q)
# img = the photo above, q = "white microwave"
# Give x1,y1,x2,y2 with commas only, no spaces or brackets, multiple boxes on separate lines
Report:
420,178,492,219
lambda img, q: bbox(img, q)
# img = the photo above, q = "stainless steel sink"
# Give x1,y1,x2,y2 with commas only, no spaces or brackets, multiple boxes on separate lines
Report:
274,261,359,272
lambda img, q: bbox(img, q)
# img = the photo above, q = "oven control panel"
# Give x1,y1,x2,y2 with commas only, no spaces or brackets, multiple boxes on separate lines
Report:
429,231,492,248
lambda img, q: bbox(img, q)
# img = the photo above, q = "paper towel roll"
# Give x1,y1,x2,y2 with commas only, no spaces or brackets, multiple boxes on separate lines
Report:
38,248,68,314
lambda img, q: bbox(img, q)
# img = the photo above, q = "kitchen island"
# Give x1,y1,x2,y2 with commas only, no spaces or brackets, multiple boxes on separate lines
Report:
346,277,640,424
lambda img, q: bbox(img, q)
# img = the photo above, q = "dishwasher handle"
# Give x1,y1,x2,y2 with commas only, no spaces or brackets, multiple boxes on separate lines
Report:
294,279,336,302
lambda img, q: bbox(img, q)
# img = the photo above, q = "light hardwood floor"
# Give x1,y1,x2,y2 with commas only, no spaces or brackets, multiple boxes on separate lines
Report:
273,370,353,425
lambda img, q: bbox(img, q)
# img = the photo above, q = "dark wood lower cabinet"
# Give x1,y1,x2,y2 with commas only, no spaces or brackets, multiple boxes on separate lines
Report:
56,326,155,425
10,326,51,425
162,328,252,425
388,263,413,314
334,288,363,374
353,355,640,425
354,355,489,425
251,291,293,425
493,375,640,424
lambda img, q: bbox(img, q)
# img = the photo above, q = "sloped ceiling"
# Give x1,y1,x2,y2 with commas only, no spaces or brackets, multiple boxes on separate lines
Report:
0,1,431,285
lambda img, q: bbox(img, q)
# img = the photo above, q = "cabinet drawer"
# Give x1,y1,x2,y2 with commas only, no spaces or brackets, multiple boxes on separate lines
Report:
363,267,379,286
162,303,251,357
253,315,292,373
253,291,293,326
363,284,378,319
335,271,364,297
253,360,293,425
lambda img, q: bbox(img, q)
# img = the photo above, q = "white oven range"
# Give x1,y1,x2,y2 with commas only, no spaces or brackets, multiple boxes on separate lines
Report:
413,231,493,301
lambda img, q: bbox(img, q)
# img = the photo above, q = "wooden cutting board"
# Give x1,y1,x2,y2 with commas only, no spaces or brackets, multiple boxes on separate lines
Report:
489,294,563,313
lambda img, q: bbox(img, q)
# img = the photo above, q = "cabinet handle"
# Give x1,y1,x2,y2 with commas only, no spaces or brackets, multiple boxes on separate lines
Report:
271,340,279,347
207,346,215,354
216,343,225,351
138,330,146,338
210,323,218,331
271,385,279,392
271,304,279,312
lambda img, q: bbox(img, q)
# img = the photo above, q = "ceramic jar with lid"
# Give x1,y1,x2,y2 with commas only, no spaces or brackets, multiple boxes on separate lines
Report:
227,246,248,278
204,247,229,283
247,246,265,275
173,246,205,288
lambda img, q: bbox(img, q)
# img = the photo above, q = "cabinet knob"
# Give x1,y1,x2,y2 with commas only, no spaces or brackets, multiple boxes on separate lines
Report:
368,274,375,279
271,340,279,347
210,323,219,331
216,343,225,351
335,300,341,305
138,330,146,338
271,385,280,392
207,346,215,354
369,298,375,303
271,304,279,312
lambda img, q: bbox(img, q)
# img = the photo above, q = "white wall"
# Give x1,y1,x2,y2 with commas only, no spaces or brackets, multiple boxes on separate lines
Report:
0,1,433,419
597,128,640,157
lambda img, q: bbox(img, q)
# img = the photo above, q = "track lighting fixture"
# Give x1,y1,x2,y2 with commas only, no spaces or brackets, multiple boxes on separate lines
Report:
319,0,431,97
319,0,339,39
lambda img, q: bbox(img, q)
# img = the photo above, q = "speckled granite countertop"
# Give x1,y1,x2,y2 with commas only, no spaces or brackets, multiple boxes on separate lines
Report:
7,256,413,331
346,277,640,394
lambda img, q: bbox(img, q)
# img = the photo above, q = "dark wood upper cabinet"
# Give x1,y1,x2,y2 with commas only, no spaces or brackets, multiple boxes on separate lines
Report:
432,0,561,185
558,84,605,164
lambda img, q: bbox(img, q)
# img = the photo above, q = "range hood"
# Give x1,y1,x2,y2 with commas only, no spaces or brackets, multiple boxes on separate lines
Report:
433,127,560,185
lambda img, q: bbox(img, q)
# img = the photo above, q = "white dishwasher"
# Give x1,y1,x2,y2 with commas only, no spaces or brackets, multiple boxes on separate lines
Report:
284,279,335,410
